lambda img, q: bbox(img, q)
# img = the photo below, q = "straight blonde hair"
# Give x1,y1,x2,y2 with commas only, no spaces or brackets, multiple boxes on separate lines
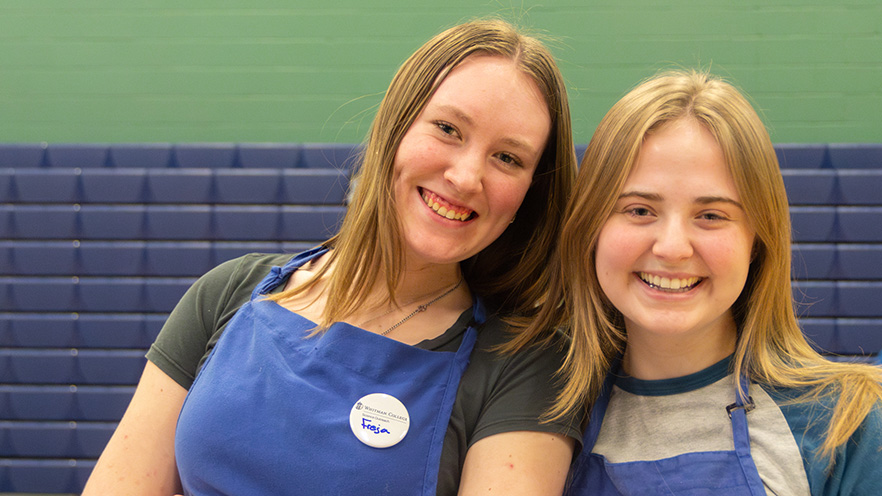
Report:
515,70,882,461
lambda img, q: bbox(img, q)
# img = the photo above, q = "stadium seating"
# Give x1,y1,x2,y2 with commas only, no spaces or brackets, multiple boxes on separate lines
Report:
0,142,880,493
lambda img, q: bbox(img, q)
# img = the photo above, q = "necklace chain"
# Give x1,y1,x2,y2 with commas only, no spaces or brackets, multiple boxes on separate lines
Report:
361,277,464,336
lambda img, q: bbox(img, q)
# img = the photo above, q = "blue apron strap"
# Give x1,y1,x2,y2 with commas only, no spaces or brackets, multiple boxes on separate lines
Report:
727,374,766,496
583,356,620,448
251,246,329,299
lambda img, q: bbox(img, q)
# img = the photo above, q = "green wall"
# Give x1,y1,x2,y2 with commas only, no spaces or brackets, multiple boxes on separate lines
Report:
1,0,879,144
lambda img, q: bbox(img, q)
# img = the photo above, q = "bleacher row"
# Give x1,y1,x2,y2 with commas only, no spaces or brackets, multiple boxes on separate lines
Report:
1,142,881,494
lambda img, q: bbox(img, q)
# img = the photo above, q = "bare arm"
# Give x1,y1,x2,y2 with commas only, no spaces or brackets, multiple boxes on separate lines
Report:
458,430,575,495
82,361,187,495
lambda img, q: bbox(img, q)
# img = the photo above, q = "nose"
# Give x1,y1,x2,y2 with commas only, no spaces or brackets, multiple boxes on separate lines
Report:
443,149,484,194
652,219,694,262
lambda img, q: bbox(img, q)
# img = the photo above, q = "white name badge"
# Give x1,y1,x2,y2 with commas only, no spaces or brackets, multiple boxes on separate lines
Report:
349,393,410,448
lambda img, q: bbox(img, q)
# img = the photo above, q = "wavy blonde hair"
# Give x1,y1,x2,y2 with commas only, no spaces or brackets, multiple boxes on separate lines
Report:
272,18,576,324
514,70,882,461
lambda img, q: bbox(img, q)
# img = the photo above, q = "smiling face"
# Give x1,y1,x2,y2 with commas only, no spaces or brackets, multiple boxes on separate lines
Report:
594,118,756,377
391,54,551,269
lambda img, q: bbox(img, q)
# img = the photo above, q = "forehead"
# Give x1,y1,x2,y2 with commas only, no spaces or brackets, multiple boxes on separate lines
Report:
627,118,738,195
429,54,549,114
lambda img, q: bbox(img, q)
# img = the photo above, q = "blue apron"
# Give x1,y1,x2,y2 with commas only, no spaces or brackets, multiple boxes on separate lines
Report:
175,248,482,495
567,368,766,495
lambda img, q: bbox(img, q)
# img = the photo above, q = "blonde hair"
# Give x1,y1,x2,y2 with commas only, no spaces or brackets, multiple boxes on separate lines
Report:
517,70,882,461
273,19,575,324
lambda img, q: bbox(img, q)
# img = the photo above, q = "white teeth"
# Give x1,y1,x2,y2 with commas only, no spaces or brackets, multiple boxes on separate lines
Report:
422,190,472,222
639,272,700,292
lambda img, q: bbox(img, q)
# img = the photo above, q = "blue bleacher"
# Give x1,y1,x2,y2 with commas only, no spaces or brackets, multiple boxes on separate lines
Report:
0,142,879,494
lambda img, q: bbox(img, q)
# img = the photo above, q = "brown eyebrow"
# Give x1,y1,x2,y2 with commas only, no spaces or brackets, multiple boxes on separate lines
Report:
618,191,744,210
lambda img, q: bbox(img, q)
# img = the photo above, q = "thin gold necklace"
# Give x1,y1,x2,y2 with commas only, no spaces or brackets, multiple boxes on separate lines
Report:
361,277,464,336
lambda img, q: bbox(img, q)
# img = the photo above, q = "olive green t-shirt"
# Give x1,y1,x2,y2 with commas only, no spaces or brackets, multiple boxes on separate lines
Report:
147,252,581,494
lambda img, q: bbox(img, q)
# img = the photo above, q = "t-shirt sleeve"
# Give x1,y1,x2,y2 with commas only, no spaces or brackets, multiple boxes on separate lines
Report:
777,390,882,495
145,254,278,389
825,404,882,495
465,322,583,447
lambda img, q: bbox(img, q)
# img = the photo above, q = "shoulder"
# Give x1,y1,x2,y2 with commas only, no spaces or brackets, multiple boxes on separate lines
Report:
761,384,882,495
197,252,293,295
459,313,578,436
147,252,295,388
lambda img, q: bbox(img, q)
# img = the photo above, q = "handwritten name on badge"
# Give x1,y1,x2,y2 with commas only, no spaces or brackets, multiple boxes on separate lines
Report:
349,393,410,448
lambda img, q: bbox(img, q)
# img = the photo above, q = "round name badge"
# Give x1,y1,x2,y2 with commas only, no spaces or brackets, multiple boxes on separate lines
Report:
349,393,410,448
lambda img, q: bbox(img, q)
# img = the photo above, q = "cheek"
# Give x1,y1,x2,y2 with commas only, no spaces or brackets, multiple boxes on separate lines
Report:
595,223,639,275
703,231,755,278
594,226,635,300
489,174,533,215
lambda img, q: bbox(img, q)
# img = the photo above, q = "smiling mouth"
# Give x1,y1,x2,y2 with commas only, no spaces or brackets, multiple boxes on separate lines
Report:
638,272,703,293
421,188,476,222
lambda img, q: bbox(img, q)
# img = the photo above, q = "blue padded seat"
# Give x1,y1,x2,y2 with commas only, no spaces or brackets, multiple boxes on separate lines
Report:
790,207,836,242
837,245,882,279
775,144,828,169
282,169,349,204
0,313,163,348
0,277,189,313
792,244,882,280
0,385,134,422
2,241,78,276
77,278,192,313
7,169,80,203
0,458,94,494
144,206,212,240
214,169,283,204
146,169,213,203
801,319,882,357
301,143,359,169
4,205,78,239
281,206,346,241
0,421,115,458
837,170,882,204
75,278,144,313
78,241,145,276
212,206,281,240
828,144,882,169
173,143,237,168
794,281,882,318
108,143,173,168
211,242,285,266
1,277,78,312
0,169,11,200
791,244,836,280
0,349,145,385
837,207,882,242
781,170,836,205
142,277,195,312
145,241,214,276
238,143,303,168
80,169,148,203
789,207,882,243
0,143,46,168
45,144,110,168
79,206,145,239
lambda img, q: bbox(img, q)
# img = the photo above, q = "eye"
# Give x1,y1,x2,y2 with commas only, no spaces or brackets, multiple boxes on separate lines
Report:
625,206,653,218
435,121,459,138
496,152,523,168
698,211,728,222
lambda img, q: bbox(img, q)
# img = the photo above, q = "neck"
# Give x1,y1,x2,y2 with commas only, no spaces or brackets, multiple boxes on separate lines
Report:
622,322,737,381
